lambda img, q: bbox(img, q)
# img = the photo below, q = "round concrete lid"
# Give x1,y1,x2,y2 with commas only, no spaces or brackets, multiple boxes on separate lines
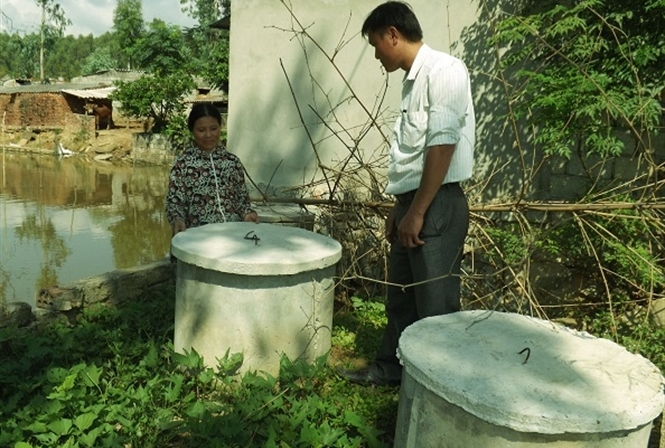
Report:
398,310,665,434
171,222,342,275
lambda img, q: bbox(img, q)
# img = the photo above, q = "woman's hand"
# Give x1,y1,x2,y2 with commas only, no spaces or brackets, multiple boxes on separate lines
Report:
172,218,186,237
244,211,260,223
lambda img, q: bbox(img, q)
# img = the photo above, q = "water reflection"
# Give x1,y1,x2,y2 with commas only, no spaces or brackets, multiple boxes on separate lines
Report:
0,152,172,308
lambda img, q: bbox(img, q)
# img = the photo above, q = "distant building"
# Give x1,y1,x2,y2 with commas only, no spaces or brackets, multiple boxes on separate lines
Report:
0,82,110,129
0,70,226,129
70,69,145,85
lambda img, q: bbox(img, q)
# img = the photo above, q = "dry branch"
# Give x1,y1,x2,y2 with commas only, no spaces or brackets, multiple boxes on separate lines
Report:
273,1,665,335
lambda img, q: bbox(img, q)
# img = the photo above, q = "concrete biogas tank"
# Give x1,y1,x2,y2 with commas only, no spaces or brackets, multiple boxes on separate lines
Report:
395,310,665,448
171,222,342,376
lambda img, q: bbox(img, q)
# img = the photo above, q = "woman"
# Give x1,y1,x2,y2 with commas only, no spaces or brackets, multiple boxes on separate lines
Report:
166,103,259,237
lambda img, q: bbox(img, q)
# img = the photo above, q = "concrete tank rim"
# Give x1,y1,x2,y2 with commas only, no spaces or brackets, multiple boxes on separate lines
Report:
170,222,342,276
397,310,665,434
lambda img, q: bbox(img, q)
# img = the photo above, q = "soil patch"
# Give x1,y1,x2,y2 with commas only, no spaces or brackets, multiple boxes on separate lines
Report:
2,113,148,162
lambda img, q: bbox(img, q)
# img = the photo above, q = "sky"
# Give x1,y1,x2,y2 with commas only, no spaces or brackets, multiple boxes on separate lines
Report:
0,0,198,37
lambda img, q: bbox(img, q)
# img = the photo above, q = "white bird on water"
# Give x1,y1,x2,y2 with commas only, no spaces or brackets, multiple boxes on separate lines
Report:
56,141,74,157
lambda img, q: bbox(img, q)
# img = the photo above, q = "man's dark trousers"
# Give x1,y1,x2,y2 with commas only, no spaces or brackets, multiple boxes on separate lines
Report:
374,182,469,381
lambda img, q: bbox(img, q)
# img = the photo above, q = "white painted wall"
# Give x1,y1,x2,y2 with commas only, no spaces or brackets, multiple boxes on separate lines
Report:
227,1,488,198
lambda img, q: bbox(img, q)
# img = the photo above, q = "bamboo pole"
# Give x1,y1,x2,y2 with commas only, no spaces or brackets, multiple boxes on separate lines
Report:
250,196,665,213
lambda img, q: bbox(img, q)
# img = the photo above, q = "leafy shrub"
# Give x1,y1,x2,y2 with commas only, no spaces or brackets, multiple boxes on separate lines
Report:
0,288,396,448
493,0,664,158
547,207,665,295
111,72,195,133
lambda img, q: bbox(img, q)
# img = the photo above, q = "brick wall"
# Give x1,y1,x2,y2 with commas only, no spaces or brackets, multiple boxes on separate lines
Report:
0,92,88,128
546,131,665,200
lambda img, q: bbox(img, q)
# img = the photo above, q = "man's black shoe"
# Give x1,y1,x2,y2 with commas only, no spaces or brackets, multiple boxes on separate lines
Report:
336,366,401,387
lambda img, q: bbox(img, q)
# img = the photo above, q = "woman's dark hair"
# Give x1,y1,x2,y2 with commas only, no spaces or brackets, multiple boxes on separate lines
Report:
361,1,423,42
187,103,222,131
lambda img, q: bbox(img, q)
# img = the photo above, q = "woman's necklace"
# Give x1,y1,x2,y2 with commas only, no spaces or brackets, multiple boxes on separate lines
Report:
209,150,227,223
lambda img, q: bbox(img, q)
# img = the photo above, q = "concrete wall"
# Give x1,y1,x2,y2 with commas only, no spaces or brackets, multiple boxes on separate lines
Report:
227,1,663,203
227,0,490,198
132,133,177,166
36,258,174,311
547,132,665,201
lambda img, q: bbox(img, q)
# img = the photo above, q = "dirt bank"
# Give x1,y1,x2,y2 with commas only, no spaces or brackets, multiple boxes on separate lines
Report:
1,113,152,163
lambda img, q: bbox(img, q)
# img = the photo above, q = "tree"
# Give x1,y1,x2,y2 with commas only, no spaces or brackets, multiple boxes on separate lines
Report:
36,0,71,80
43,34,97,80
175,0,231,90
113,0,144,69
494,0,664,159
81,47,115,75
0,32,41,78
185,27,229,90
178,0,231,91
111,73,195,132
180,0,229,26
0,31,103,80
133,19,189,74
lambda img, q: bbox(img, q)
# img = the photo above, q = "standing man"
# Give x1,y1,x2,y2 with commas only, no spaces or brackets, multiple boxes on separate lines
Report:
339,1,474,386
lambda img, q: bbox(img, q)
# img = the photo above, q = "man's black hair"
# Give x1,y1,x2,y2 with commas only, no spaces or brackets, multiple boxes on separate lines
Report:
361,1,423,42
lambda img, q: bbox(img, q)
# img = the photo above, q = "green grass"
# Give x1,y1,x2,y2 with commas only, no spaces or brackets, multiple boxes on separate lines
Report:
3,285,664,447
0,286,398,448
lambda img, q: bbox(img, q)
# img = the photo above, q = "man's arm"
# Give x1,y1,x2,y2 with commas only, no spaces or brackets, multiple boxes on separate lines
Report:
396,144,455,248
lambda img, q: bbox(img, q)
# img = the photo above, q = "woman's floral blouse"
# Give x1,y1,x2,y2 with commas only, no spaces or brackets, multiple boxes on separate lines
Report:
166,145,253,228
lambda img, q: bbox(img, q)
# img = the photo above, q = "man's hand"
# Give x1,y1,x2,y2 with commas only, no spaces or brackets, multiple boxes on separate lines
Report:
392,144,455,248
385,206,398,244
397,209,425,248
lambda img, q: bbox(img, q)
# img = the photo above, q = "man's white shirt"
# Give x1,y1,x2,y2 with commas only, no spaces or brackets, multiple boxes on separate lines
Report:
386,44,475,195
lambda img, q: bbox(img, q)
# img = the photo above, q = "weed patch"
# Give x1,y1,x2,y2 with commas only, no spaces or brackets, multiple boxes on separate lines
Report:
0,287,397,447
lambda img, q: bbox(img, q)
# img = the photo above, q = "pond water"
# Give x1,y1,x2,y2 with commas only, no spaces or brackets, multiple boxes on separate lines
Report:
0,152,173,308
